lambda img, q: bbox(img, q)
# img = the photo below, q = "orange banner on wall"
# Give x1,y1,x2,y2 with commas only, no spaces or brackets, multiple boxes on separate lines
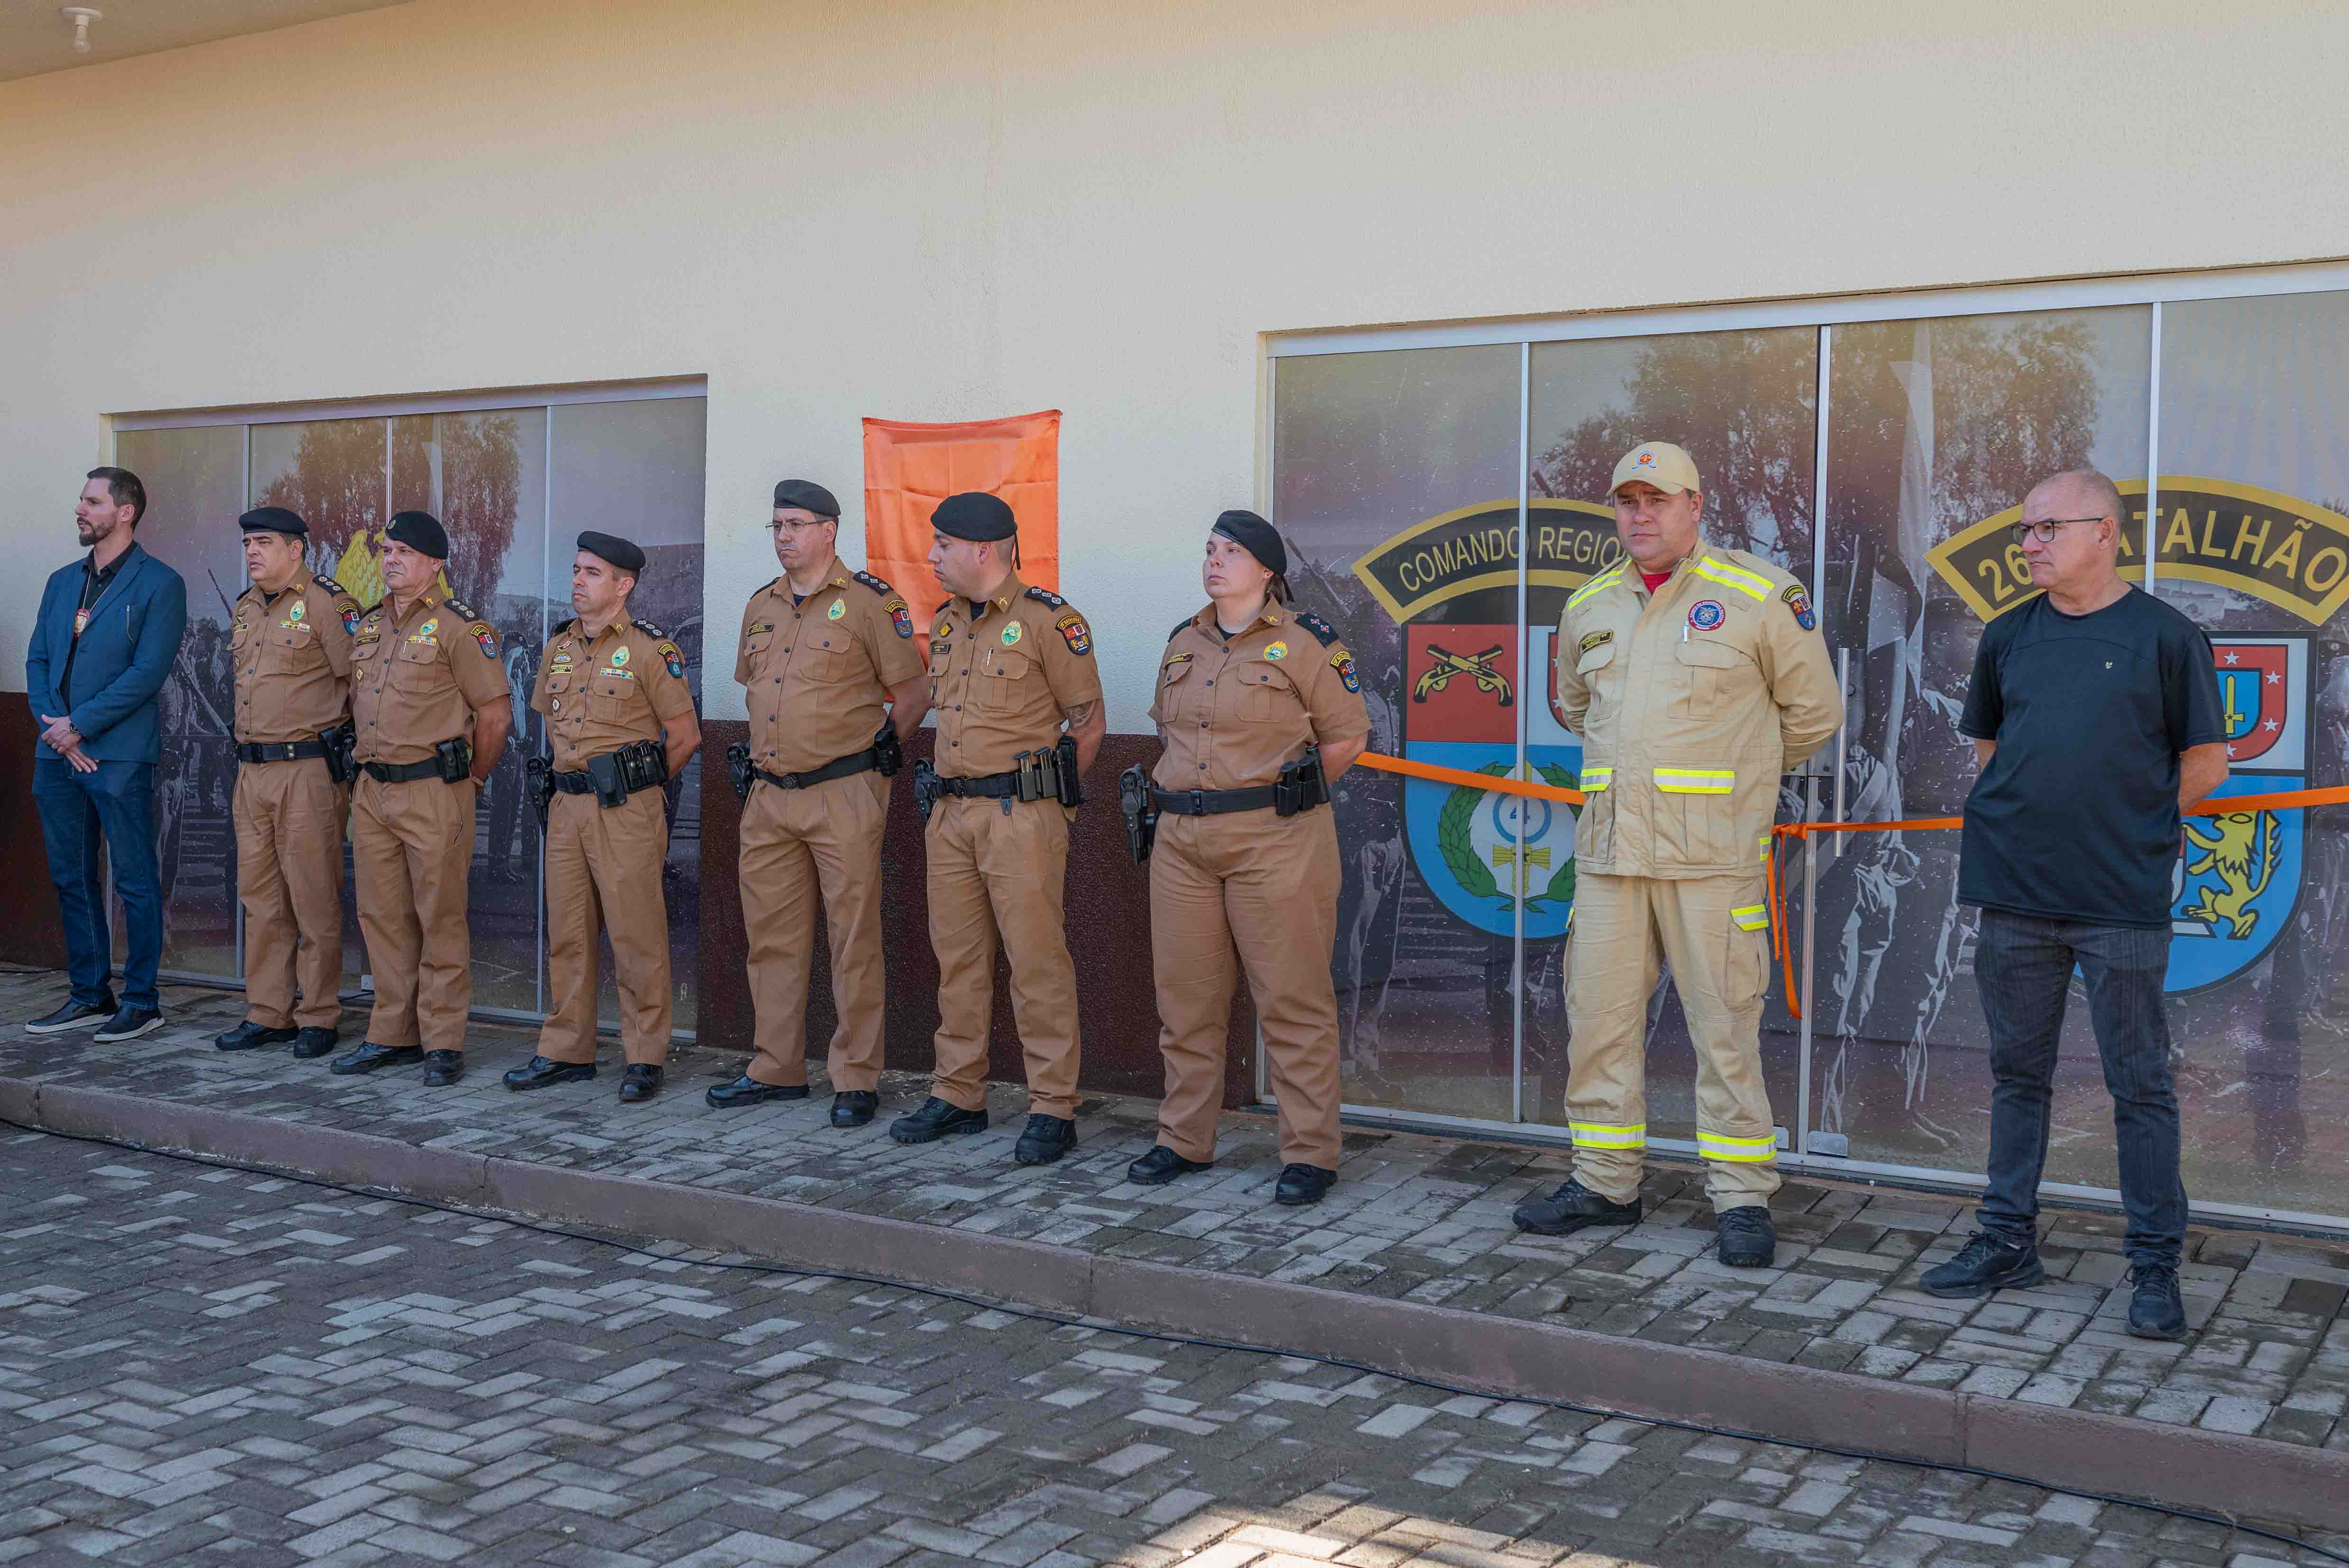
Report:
862,410,1060,629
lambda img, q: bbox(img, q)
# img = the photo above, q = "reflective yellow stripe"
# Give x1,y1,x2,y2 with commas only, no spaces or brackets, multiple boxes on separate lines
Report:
1732,904,1770,932
1580,766,1614,792
1758,834,1771,862
1693,556,1772,601
1653,767,1735,794
1568,567,1624,610
1569,1122,1647,1150
1697,1130,1780,1162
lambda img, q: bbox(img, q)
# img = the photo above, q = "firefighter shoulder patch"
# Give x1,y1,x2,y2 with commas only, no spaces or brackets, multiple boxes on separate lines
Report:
1294,610,1340,647
1330,648,1360,693
1023,586,1067,610
1056,612,1092,657
657,640,686,679
1781,582,1817,631
1578,629,1614,656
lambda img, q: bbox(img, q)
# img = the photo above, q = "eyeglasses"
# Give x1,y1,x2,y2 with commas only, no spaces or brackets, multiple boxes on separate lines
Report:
768,517,833,533
2009,515,2106,545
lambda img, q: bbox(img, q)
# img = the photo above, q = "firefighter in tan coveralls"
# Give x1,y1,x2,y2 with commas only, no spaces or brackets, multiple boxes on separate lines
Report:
1514,442,1841,1267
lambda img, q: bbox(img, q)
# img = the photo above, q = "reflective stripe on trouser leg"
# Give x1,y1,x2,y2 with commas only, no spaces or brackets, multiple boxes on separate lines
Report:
1562,871,1658,1205
1650,871,1780,1210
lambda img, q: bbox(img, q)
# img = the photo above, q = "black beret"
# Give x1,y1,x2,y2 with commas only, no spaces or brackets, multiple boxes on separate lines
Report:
931,491,1017,542
773,479,841,519
239,506,307,538
577,531,646,573
1211,509,1286,577
385,510,449,560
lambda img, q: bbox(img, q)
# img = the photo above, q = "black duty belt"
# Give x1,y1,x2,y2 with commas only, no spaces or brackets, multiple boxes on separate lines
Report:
754,747,881,792
237,739,328,764
550,770,600,795
360,757,445,784
1153,785,1285,816
936,768,1027,799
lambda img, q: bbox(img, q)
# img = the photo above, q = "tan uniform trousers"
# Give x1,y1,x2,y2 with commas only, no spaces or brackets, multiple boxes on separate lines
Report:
233,759,347,1030
927,795,1081,1119
1567,870,1780,1211
738,771,889,1090
1151,808,1343,1170
351,773,477,1053
540,789,672,1067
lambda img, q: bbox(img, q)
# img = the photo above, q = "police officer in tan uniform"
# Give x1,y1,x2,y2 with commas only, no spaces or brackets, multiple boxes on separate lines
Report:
214,506,361,1060
334,511,513,1086
502,532,700,1103
708,480,930,1126
1128,511,1370,1207
1514,442,1841,1266
893,492,1105,1165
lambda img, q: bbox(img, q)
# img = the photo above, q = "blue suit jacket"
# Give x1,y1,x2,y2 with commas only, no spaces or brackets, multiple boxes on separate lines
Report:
24,542,190,765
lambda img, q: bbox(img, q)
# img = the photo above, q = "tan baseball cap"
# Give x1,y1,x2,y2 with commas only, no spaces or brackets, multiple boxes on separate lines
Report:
1610,441,1701,497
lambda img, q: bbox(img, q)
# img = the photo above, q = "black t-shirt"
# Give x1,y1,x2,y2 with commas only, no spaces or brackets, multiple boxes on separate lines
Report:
1958,587,2226,928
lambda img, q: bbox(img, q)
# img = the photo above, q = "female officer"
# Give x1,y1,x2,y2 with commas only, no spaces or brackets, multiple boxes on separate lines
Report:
1128,511,1371,1206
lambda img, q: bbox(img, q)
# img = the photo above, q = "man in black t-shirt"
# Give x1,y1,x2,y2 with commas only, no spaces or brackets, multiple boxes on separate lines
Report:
1926,469,2228,1342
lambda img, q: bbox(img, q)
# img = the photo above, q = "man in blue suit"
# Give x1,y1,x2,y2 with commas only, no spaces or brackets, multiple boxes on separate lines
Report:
23,467,189,1041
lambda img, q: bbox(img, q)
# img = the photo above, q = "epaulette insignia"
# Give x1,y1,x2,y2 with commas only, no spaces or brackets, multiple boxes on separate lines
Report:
364,601,387,618
1170,618,1192,641
445,598,477,621
634,619,668,639
1294,610,1340,647
1024,586,1067,610
853,570,896,597
313,574,346,596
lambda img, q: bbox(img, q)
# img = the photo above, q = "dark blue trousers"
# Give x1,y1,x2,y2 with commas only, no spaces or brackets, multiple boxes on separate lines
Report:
32,757,163,1013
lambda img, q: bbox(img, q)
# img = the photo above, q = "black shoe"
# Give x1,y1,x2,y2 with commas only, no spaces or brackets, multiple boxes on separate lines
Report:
1921,1231,2045,1298
2127,1260,2189,1340
1512,1176,1641,1237
889,1096,988,1144
1273,1163,1336,1206
830,1090,878,1128
1128,1145,1214,1185
421,1050,465,1087
25,995,117,1035
93,1007,165,1043
332,1041,423,1075
291,1027,340,1060
1717,1206,1777,1268
619,1064,663,1103
1013,1114,1078,1166
502,1055,596,1091
706,1075,808,1110
215,1021,299,1052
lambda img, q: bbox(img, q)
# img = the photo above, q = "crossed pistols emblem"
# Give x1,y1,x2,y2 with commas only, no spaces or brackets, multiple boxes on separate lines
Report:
1412,643,1514,707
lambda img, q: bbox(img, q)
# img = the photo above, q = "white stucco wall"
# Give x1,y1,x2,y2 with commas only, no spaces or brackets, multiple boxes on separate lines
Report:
4,0,2346,723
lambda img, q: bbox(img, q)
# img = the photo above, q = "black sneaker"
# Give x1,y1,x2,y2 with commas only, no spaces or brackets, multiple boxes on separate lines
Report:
889,1096,988,1144
93,1006,165,1043
2127,1260,2189,1341
1012,1114,1078,1166
1512,1176,1640,1237
1716,1206,1777,1268
1921,1231,2045,1298
25,996,117,1035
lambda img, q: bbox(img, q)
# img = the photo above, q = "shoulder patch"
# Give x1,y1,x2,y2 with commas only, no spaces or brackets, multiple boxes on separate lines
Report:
1170,618,1193,641
657,639,686,679
444,598,477,622
1023,586,1067,610
1055,611,1092,657
852,570,896,598
1293,610,1340,647
887,599,913,638
1578,629,1614,656
1329,648,1360,694
1781,582,1817,632
470,620,500,660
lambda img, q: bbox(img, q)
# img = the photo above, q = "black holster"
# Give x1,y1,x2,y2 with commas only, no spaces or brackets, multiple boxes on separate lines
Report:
617,737,669,794
433,736,473,784
321,723,357,786
1119,765,1158,865
726,741,754,803
1274,744,1330,818
526,756,553,832
586,751,628,807
912,759,944,825
872,721,904,778
1055,734,1083,808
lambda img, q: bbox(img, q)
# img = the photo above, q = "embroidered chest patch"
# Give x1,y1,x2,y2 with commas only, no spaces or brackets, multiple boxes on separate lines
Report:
826,599,846,622
1263,640,1288,660
1687,600,1725,632
610,646,631,668
1001,622,1023,648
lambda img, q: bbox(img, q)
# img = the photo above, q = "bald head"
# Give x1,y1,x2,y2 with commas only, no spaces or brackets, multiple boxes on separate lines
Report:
2025,468,2128,541
2018,467,2133,610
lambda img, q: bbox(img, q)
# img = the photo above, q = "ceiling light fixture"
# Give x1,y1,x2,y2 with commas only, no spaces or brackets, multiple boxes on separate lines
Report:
62,7,103,55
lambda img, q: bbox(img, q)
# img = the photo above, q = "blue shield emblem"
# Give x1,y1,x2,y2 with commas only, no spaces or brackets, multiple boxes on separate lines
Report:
2166,636,2309,994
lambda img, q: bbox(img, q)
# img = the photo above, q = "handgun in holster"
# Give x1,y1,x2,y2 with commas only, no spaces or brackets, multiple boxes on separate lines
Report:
725,741,753,802
433,736,473,785
872,721,903,778
911,759,943,825
526,755,553,833
1118,764,1158,865
321,723,357,786
1274,743,1330,818
1054,734,1083,808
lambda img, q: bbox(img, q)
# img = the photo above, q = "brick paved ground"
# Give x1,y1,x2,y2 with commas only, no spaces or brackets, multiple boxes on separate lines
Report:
5,1127,2345,1567
2,967,2346,1465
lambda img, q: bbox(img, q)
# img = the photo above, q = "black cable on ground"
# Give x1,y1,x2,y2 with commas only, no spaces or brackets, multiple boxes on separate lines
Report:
4,1112,2342,1566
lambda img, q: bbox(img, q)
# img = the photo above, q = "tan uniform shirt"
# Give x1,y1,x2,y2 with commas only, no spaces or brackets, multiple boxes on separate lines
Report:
1150,603,1370,791
1555,544,1842,878
736,568,925,775
533,615,697,769
927,574,1103,778
349,591,511,765
229,569,360,744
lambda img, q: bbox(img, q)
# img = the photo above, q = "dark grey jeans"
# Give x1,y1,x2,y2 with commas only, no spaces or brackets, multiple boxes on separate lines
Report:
1973,909,2187,1264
